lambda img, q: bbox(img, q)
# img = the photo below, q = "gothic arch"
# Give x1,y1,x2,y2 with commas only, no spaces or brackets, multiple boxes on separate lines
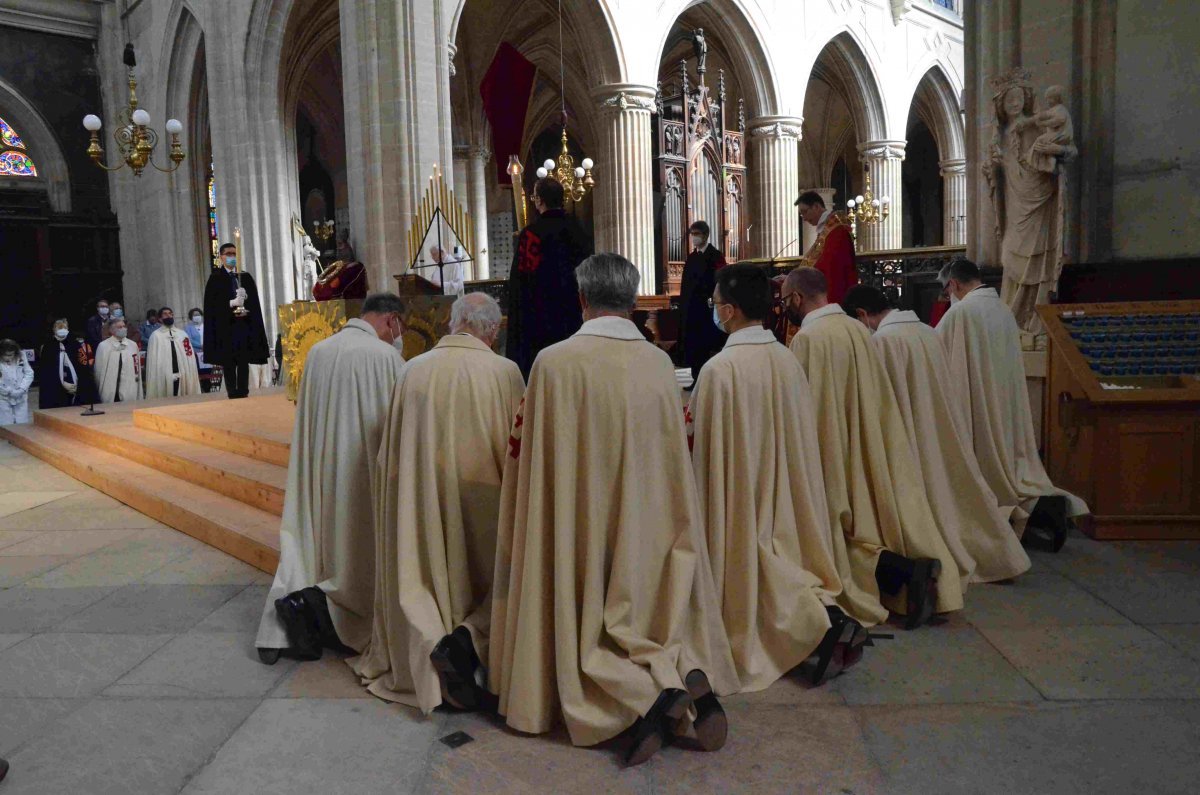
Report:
0,75,70,212
907,64,965,163
805,31,888,144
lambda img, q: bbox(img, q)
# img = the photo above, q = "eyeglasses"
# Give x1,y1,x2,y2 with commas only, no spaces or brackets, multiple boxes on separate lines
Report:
707,298,728,309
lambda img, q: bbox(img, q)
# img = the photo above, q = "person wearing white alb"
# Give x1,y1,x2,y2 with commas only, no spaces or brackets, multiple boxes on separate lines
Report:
0,339,34,425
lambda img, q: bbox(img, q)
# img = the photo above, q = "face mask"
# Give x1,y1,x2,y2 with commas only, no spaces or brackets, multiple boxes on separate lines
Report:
55,328,69,340
112,309,124,319
98,307,109,317
191,315,202,323
114,328,128,339
162,317,175,327
691,236,704,249
712,306,724,332
225,256,236,268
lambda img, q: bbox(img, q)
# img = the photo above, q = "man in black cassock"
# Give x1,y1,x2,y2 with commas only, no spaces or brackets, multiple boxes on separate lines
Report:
203,242,270,399
505,177,591,378
678,219,727,383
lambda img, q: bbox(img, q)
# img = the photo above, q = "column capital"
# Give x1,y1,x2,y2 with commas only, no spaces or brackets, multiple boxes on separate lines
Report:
593,84,657,113
938,157,967,176
468,144,491,162
747,115,804,141
857,139,907,161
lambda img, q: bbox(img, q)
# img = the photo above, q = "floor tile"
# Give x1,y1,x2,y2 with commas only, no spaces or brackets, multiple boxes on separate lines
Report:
105,631,297,698
0,633,171,697
269,654,373,699
860,701,1200,795
0,530,43,550
723,665,845,707
54,584,243,634
0,555,71,588
5,697,260,795
0,697,83,756
142,545,273,586
979,624,1200,700
963,569,1130,628
833,625,1043,705
181,699,443,794
1069,571,1200,625
0,586,117,633
1146,624,1200,662
0,491,73,518
0,633,29,653
22,529,203,588
0,528,136,557
193,585,270,634
0,490,165,532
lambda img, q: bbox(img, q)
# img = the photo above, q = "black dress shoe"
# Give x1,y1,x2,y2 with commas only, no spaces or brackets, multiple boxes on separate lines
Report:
904,558,941,630
430,627,492,711
683,669,727,752
274,593,322,660
1024,496,1068,552
257,647,282,665
809,608,863,685
625,688,690,767
299,587,354,653
0,756,9,783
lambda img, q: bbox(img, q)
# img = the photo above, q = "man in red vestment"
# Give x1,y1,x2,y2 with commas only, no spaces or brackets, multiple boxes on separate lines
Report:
795,191,857,304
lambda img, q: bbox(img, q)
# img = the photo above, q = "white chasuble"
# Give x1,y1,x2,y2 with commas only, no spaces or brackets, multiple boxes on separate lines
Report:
256,319,405,653
487,316,739,747
350,333,524,712
688,326,839,691
789,305,963,624
145,327,200,398
94,336,142,403
937,288,1088,531
873,311,1030,583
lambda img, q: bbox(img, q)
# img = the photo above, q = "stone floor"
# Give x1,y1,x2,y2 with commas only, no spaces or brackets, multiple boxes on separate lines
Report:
2,439,1200,794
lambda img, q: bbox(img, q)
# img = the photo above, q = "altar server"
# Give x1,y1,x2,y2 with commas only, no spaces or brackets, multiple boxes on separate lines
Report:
94,318,143,403
937,259,1088,549
256,293,406,663
783,267,962,628
0,339,34,425
145,308,201,398
843,285,1030,583
351,293,523,713
689,264,864,690
488,253,739,766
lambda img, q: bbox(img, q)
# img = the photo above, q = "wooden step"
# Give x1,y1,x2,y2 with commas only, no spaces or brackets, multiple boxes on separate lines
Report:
34,411,286,516
133,392,293,467
0,423,280,573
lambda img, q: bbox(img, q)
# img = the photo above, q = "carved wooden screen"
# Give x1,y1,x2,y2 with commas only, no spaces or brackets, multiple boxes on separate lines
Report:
653,64,746,295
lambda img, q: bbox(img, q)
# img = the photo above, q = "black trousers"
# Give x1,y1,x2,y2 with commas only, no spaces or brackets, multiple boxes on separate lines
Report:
224,358,250,398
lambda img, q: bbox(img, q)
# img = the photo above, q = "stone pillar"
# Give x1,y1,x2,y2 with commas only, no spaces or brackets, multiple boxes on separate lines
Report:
940,158,967,246
799,187,837,253
340,0,454,292
467,145,491,279
856,141,906,252
592,84,657,295
747,116,803,260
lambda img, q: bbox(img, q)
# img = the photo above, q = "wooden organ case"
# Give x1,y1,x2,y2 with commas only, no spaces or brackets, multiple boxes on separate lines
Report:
653,61,747,296
1039,301,1200,539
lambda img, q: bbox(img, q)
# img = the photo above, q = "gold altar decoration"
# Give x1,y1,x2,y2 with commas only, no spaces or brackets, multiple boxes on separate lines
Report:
277,296,455,401
406,164,473,266
845,167,890,240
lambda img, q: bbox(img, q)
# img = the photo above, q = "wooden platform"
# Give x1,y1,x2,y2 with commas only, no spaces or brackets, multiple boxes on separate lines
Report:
0,391,293,572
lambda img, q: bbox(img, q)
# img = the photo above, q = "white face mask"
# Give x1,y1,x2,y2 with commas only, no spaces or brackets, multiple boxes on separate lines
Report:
98,307,109,317
191,315,202,323
114,328,128,339
691,236,705,249
55,328,69,340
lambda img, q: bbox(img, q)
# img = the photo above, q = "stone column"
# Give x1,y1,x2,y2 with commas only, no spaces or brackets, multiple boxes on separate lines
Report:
799,187,837,253
340,0,454,292
940,158,967,246
467,145,491,279
592,84,657,295
747,116,803,260
856,141,906,252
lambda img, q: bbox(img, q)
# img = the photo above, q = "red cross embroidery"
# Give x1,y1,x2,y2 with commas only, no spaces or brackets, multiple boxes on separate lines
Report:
517,230,543,274
507,398,526,459
181,337,194,357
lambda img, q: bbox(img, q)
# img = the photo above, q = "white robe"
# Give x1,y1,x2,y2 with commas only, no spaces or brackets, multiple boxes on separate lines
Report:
0,356,34,425
872,311,1031,583
350,333,525,712
145,326,201,398
256,318,405,652
937,287,1088,530
94,336,143,403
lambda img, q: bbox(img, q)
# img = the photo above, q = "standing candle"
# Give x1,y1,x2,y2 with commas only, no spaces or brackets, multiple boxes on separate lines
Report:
233,228,242,274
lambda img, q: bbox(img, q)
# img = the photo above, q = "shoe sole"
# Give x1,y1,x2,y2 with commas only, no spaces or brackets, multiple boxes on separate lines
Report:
626,690,691,767
274,597,322,660
684,670,727,752
430,641,479,711
905,559,942,630
811,619,859,685
843,624,868,670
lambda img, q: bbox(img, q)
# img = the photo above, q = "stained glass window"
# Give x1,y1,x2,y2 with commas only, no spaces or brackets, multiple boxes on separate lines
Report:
0,115,36,177
208,163,219,266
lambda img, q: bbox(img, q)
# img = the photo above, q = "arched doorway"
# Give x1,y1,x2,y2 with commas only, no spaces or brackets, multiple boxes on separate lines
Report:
906,66,966,246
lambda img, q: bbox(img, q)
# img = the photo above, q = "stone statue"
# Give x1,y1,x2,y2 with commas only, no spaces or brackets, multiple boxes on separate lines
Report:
692,28,707,78
301,235,321,294
983,68,1077,337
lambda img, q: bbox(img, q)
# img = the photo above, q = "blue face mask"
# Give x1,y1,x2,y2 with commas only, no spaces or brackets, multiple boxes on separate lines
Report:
712,305,724,332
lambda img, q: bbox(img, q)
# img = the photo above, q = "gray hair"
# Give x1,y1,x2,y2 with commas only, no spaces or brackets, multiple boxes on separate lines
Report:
105,317,127,331
575,253,640,312
939,258,981,286
361,292,406,316
450,292,501,338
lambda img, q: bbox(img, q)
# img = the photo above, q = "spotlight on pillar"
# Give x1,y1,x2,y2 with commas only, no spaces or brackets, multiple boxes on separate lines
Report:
82,44,186,177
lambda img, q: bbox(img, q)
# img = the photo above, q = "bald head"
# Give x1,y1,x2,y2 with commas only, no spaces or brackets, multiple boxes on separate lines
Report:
780,267,830,325
450,292,502,347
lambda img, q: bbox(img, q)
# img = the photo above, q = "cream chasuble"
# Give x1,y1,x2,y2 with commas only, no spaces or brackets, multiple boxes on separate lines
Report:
94,336,142,403
256,319,405,653
688,325,839,692
350,333,525,712
789,304,963,623
937,288,1088,530
872,311,1030,583
488,316,739,747
144,326,200,398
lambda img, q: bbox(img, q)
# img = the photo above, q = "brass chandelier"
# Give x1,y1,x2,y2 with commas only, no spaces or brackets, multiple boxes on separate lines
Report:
532,0,596,205
846,167,890,238
82,45,185,177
